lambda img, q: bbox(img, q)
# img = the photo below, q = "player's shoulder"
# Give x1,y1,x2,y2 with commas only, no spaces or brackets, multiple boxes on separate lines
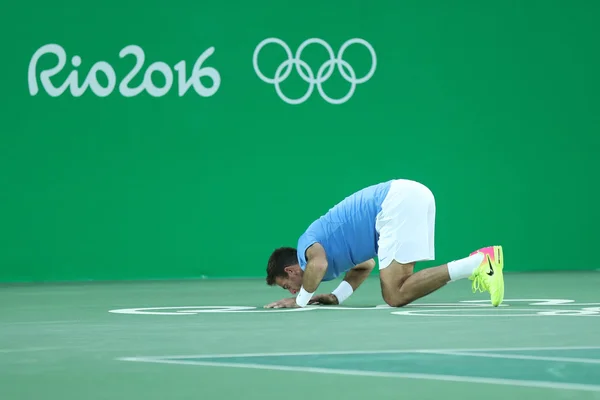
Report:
297,234,326,263
296,230,321,267
305,242,326,259
297,229,319,251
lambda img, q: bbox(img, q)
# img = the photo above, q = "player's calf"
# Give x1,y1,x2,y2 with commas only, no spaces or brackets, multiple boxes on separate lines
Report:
379,248,504,308
379,259,452,307
379,261,417,307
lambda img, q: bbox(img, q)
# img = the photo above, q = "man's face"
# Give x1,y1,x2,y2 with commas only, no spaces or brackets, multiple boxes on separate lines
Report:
275,266,303,295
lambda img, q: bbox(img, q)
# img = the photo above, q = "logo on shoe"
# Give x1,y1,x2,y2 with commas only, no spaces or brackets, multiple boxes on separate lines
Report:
487,256,494,276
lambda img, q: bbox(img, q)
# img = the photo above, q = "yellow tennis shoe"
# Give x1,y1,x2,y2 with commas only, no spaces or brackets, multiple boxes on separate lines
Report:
468,245,504,307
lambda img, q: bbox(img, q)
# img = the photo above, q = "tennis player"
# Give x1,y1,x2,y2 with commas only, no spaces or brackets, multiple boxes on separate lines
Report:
264,179,504,309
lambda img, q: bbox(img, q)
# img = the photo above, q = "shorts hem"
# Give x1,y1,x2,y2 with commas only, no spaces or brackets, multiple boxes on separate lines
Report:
378,255,435,270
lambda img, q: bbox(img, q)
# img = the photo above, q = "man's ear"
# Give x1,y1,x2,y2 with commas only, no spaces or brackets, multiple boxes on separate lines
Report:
284,265,300,276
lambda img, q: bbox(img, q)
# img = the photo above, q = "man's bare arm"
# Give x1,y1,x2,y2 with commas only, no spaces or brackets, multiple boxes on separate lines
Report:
293,243,329,307
300,242,329,293
341,258,375,292
308,259,375,305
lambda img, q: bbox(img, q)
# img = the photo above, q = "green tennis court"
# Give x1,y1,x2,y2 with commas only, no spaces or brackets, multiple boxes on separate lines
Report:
2,271,599,400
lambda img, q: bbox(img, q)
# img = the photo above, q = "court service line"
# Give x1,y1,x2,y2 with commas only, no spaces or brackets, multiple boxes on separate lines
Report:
0,320,84,326
119,345,600,360
418,350,600,364
118,357,600,393
0,346,65,354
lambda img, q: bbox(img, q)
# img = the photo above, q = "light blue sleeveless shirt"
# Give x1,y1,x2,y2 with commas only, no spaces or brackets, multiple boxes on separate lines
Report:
296,180,392,281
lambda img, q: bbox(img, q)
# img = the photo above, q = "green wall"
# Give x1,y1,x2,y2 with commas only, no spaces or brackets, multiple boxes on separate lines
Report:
1,0,598,282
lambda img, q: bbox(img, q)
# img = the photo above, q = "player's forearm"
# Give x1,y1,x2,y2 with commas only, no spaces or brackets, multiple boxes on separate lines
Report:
343,265,372,291
296,243,329,307
331,259,375,304
295,259,328,307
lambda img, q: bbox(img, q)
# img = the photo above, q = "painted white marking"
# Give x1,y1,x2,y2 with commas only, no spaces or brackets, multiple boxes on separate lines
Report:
108,299,600,316
108,305,315,315
418,350,600,365
117,346,600,360
405,303,507,308
460,299,576,306
118,357,600,393
461,300,600,307
537,309,599,316
0,320,84,325
106,302,507,316
0,346,64,353
390,308,600,317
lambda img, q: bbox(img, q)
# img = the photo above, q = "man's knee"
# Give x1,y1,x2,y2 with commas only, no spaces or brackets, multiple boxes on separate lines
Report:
381,277,414,307
380,261,415,307
382,293,412,308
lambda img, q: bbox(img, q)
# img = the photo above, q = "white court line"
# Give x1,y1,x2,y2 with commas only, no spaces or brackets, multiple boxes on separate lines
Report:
0,320,84,325
118,345,600,360
0,346,64,353
118,357,600,393
418,350,600,365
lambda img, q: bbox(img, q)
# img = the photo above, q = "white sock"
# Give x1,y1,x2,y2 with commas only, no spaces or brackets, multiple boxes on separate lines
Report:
447,252,484,282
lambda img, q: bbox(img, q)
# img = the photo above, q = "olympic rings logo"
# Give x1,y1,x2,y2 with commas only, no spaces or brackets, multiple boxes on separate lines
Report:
252,38,377,105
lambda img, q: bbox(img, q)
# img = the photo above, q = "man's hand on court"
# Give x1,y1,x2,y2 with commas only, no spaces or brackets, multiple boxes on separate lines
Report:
263,297,300,309
308,294,339,305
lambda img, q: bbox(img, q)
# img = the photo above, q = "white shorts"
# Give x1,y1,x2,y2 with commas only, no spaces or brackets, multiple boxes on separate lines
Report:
375,179,436,269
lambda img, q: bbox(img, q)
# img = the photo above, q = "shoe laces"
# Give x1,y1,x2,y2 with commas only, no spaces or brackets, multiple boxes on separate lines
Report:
471,274,489,294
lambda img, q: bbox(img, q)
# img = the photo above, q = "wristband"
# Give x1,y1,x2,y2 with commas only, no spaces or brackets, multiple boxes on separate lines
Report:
332,281,353,304
295,286,314,307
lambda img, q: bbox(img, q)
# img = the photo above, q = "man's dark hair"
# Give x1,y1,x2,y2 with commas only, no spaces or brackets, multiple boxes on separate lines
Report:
266,247,298,286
